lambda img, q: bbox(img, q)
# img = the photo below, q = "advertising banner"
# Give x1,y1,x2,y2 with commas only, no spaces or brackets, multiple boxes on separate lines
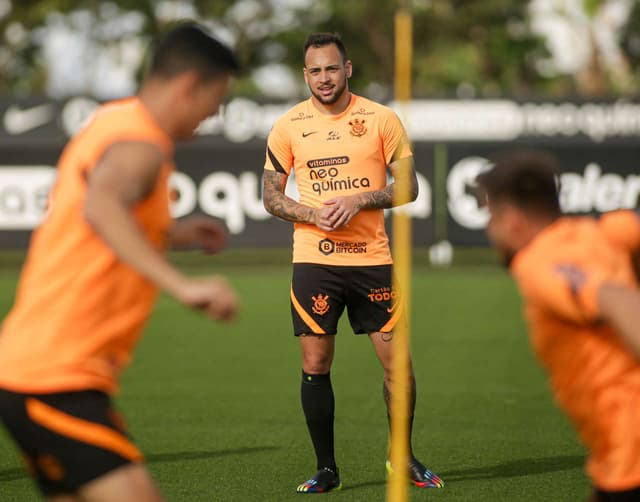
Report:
0,97,638,249
444,144,640,246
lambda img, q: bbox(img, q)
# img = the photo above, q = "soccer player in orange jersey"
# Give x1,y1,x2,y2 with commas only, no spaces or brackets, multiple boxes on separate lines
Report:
0,23,239,502
262,32,443,493
476,151,640,502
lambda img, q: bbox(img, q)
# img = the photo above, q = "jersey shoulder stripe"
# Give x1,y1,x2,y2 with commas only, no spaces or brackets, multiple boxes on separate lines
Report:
267,146,287,174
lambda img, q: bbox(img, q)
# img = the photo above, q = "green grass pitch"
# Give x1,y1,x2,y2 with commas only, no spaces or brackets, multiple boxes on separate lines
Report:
0,250,589,501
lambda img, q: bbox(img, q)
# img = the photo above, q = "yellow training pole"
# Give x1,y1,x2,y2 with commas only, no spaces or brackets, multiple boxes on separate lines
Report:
387,6,413,502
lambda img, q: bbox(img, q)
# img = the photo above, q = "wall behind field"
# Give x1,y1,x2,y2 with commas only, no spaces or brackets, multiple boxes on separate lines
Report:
0,97,638,249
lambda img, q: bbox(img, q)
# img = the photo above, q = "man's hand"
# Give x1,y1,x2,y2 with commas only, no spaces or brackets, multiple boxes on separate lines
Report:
174,275,239,323
169,215,227,254
318,195,362,231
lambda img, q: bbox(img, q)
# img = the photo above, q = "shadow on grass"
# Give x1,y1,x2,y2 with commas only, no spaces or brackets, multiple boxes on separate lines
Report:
146,445,280,464
341,454,584,493
441,454,585,481
342,479,386,491
0,446,280,482
0,467,26,482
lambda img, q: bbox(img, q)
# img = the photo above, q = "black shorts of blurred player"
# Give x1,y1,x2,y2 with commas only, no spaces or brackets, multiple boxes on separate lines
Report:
591,486,640,502
0,388,142,498
290,263,399,336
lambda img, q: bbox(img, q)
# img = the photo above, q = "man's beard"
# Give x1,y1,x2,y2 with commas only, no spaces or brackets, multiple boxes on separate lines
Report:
311,78,347,105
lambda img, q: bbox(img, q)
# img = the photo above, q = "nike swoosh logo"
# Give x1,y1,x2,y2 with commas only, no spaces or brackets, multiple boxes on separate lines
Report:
4,104,55,135
302,131,318,138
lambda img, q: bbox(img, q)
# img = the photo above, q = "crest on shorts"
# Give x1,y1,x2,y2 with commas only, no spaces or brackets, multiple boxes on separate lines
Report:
312,293,330,315
349,119,367,137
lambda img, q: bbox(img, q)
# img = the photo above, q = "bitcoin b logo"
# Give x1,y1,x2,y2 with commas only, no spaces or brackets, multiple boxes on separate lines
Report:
318,238,335,255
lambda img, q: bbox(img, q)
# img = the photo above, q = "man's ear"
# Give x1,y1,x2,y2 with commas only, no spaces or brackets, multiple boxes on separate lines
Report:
504,204,527,238
345,60,353,79
174,70,201,99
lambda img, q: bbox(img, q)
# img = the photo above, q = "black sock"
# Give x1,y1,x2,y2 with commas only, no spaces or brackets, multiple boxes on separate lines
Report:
301,371,337,472
383,377,417,459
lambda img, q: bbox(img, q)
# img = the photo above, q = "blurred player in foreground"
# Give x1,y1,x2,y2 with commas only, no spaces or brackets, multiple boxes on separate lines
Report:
263,32,443,493
0,23,239,502
476,151,640,502
598,209,640,281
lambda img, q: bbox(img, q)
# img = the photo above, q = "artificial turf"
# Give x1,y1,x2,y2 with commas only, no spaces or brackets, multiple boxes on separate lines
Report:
0,250,588,501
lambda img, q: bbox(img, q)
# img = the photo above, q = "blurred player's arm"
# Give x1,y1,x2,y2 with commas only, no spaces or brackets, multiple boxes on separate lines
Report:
84,141,238,322
263,170,333,232
168,215,227,254
321,156,418,231
598,283,640,360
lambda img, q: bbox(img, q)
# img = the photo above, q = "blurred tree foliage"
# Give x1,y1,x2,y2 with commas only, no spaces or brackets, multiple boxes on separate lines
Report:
0,0,638,99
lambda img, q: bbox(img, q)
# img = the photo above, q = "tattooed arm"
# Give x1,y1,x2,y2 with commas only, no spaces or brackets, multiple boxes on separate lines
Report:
358,156,418,209
263,170,334,231
321,156,418,231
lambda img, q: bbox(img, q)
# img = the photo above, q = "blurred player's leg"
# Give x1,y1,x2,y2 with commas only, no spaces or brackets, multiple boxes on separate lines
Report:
297,334,341,493
369,331,444,489
77,463,164,502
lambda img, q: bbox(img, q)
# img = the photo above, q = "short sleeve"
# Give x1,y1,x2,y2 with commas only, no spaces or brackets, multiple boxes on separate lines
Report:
515,260,612,324
599,210,640,253
381,111,412,166
264,119,292,175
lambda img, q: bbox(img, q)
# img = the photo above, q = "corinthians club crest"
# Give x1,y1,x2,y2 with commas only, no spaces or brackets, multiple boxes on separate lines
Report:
349,118,367,137
312,293,330,315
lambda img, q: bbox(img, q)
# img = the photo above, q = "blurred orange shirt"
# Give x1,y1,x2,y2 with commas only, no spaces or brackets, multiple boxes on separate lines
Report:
264,94,412,265
599,209,640,254
0,97,174,395
511,217,640,491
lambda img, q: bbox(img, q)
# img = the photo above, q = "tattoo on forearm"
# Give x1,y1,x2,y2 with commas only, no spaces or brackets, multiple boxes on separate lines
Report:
263,171,315,224
358,169,418,210
359,185,395,210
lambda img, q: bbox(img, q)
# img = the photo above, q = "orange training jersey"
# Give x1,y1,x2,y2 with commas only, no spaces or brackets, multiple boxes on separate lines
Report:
511,217,640,491
264,94,412,265
599,209,640,254
0,97,174,395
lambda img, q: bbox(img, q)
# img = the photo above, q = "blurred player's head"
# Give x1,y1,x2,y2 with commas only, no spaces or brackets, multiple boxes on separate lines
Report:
144,22,240,140
303,33,352,107
476,150,561,266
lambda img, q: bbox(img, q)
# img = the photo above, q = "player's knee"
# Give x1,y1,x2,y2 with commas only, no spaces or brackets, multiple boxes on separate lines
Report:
302,361,332,374
301,344,333,373
302,355,332,374
78,463,164,502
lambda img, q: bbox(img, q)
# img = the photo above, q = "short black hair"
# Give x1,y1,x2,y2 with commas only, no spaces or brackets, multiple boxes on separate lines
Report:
303,33,347,63
475,150,561,217
149,22,240,81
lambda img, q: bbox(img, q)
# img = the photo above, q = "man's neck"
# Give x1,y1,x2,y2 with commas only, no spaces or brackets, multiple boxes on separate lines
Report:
519,215,560,250
137,80,177,139
311,91,352,116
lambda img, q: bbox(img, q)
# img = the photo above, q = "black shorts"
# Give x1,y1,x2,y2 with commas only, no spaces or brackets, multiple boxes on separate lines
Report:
0,388,142,496
290,263,401,336
594,486,640,501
